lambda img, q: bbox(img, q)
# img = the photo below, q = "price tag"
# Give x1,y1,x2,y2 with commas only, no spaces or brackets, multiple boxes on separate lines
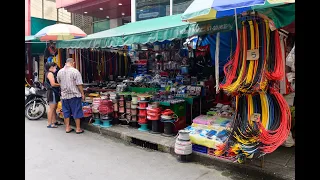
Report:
247,49,259,60
251,113,261,122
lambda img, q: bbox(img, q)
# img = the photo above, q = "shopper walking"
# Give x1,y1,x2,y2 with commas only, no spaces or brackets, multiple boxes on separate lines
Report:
45,62,62,128
57,58,85,134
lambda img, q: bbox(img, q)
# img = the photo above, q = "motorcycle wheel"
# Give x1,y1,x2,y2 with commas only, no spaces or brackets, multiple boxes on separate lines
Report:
25,101,46,120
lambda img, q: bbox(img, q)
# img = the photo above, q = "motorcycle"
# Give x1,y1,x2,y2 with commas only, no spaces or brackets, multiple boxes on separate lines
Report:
25,80,47,120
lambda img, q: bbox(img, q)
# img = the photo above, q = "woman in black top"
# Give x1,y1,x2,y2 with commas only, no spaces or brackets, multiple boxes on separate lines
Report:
45,62,62,128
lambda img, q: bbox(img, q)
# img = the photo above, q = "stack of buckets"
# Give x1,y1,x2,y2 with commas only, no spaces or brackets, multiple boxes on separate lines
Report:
125,96,132,124
92,97,101,126
99,95,114,128
137,95,149,131
147,102,161,133
112,95,119,125
118,95,128,125
131,95,138,127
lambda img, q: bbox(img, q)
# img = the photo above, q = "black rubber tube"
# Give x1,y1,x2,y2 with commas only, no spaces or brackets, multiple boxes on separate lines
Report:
163,122,174,135
151,120,160,133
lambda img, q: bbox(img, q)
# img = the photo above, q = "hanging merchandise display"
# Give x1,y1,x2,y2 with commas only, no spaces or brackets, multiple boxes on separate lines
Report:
220,18,286,94
71,49,132,83
214,88,291,163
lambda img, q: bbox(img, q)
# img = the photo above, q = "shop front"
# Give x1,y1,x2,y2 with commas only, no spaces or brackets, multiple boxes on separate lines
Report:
54,2,295,165
55,12,236,137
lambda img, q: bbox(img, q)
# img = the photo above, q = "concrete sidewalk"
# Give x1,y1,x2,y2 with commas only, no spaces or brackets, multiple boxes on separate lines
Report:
65,119,295,180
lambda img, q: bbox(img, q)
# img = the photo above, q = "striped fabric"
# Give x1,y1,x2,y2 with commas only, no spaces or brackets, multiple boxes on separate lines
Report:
57,65,83,100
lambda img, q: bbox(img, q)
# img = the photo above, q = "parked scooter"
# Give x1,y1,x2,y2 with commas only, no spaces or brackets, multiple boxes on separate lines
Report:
25,79,47,120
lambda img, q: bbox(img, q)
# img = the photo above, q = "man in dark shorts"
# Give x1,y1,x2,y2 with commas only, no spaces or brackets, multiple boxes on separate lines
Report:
57,58,85,134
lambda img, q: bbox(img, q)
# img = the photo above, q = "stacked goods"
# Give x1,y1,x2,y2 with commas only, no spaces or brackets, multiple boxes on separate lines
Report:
92,98,101,114
175,130,192,162
147,102,162,133
118,95,128,125
112,95,120,125
92,98,101,126
136,60,148,76
125,99,132,122
186,106,233,150
99,95,114,128
99,99,114,115
82,102,92,117
160,109,177,136
130,95,138,125
137,101,148,131
137,94,151,131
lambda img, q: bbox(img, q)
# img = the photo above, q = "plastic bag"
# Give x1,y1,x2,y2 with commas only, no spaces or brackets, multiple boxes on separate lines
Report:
286,45,295,72
282,132,295,147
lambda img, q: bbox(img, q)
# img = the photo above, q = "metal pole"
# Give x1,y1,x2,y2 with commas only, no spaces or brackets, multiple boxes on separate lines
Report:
57,8,59,23
234,8,238,41
131,0,136,22
42,0,44,19
170,0,173,16
215,32,220,94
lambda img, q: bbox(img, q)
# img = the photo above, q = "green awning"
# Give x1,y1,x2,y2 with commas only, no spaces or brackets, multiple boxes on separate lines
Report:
256,4,295,29
25,35,36,41
56,14,236,49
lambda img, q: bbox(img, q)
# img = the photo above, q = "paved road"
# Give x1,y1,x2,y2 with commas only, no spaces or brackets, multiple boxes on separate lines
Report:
26,118,249,180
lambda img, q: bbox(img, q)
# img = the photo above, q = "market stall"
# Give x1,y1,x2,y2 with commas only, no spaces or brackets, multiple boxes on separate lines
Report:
54,1,295,165
54,13,240,135
182,2,295,165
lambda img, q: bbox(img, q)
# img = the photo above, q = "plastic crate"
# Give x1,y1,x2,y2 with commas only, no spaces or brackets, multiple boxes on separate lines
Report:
192,144,208,154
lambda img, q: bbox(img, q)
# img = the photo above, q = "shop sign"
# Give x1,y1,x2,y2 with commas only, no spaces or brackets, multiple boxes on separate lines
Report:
136,5,167,21
183,18,236,36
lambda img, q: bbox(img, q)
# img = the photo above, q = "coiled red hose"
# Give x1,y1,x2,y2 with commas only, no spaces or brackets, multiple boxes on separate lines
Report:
220,29,241,89
259,87,291,153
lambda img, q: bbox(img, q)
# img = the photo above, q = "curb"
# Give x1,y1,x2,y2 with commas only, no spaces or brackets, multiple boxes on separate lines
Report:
65,119,294,180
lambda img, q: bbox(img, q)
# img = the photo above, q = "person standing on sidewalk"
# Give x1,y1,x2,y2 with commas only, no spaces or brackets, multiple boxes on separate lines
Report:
45,62,62,128
57,58,85,134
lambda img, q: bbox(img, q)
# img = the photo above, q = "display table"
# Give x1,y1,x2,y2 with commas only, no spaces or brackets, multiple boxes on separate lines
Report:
84,87,116,93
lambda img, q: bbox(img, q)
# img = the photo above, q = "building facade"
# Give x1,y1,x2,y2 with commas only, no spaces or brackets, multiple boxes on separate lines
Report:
56,0,194,34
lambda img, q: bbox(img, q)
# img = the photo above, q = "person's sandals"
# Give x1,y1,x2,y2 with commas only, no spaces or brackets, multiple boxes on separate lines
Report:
76,129,84,134
47,124,58,128
66,129,75,133
54,122,64,126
